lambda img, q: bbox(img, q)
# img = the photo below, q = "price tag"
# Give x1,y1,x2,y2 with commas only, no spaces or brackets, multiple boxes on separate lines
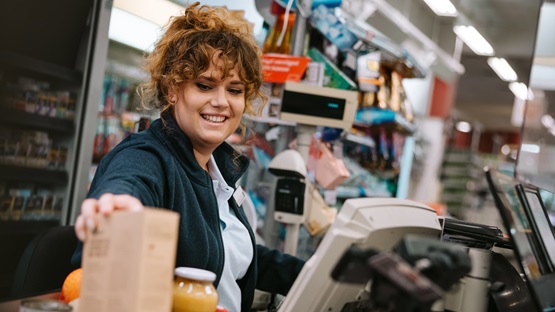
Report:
324,189,337,206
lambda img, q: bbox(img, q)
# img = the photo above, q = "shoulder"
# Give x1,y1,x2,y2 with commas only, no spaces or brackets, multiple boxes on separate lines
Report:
98,130,173,170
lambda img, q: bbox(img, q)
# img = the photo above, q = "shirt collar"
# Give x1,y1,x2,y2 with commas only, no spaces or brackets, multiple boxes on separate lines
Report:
208,155,227,185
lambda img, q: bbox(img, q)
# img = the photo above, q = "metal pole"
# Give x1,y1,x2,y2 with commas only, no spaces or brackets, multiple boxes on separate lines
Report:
290,0,312,56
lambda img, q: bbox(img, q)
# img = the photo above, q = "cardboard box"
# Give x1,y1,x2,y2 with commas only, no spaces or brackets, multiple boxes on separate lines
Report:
79,208,179,312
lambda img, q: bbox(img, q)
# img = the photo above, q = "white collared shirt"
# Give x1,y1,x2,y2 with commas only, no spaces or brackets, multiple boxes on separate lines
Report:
207,155,253,312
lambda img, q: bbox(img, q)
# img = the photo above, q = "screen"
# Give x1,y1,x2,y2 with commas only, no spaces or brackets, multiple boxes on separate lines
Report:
521,187,555,270
281,90,346,120
515,2,555,194
275,179,305,215
485,167,555,310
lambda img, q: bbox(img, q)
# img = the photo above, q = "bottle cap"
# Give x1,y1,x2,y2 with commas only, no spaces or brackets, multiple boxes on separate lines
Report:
175,267,216,282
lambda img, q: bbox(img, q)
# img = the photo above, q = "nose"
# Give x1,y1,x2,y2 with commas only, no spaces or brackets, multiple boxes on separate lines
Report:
210,86,229,108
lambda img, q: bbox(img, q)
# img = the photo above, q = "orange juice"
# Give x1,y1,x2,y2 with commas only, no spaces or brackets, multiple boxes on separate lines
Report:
172,267,218,312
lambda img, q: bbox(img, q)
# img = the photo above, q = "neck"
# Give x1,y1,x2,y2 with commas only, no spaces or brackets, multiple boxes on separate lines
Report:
193,148,212,172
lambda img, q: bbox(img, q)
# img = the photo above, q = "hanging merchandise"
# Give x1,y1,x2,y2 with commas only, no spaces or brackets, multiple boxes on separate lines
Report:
356,51,381,92
263,1,296,54
306,48,357,90
315,142,350,189
273,0,343,11
311,5,357,51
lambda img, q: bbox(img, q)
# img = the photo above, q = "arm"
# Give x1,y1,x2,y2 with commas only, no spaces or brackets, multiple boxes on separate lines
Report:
255,244,305,295
74,147,166,240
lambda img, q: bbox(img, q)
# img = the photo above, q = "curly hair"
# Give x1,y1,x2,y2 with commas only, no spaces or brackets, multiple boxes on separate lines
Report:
139,2,266,133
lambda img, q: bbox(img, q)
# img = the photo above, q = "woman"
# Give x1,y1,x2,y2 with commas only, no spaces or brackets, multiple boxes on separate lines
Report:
72,3,304,311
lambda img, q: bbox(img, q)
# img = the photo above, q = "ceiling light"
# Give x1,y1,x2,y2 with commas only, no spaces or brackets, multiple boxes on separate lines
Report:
487,57,518,82
114,0,184,26
541,114,554,128
422,0,458,17
501,144,511,155
108,8,160,52
453,25,494,56
509,82,532,100
109,0,185,52
521,144,540,154
455,121,472,133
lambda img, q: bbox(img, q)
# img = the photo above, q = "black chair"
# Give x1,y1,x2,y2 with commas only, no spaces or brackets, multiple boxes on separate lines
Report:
10,225,79,299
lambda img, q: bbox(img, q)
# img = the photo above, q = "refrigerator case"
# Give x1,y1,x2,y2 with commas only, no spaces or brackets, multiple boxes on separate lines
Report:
90,40,154,185
0,0,111,299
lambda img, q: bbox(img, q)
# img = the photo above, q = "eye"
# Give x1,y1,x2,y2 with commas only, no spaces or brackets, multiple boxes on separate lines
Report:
228,88,244,95
196,83,211,91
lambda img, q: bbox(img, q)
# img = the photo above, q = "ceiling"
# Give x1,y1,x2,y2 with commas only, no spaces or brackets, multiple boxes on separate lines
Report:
452,0,543,132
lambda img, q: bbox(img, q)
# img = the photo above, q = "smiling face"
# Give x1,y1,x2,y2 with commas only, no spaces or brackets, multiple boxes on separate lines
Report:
172,58,246,156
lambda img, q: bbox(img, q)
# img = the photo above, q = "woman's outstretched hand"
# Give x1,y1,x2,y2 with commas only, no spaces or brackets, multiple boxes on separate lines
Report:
75,193,144,241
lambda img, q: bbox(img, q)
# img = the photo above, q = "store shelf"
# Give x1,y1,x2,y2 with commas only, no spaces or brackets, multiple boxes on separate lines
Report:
0,220,59,235
0,165,68,185
443,153,482,166
0,108,74,133
441,179,469,190
0,50,83,84
340,11,426,78
354,108,415,135
441,166,481,179
343,132,376,148
309,8,425,79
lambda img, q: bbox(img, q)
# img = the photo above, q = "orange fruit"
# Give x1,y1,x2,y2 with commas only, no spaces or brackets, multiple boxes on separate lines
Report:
60,268,82,303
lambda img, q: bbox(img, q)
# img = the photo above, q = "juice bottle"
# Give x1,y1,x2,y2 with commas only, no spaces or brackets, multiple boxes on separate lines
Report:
263,12,296,54
172,267,218,312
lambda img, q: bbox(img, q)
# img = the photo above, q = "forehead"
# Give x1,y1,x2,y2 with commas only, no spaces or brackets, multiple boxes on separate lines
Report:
199,61,241,81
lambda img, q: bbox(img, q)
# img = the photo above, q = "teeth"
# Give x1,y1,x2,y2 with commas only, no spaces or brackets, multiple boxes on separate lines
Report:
202,115,225,123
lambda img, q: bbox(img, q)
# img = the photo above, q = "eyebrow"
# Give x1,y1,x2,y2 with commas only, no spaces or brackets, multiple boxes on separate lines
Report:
197,75,244,86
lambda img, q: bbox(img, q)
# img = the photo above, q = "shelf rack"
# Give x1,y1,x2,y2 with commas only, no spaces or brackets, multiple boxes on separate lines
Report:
309,7,426,79
0,165,68,185
0,108,74,134
0,50,83,84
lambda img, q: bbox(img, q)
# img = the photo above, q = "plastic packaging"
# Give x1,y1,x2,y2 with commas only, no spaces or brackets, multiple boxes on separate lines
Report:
172,267,219,312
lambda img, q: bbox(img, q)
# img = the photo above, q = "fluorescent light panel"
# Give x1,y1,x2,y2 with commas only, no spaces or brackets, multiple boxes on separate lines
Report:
422,0,458,16
453,25,494,56
488,57,518,82
108,8,160,52
109,0,184,52
114,0,183,26
521,143,540,154
509,82,531,100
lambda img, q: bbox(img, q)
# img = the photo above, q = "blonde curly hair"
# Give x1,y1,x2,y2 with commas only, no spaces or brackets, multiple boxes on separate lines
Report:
139,2,266,133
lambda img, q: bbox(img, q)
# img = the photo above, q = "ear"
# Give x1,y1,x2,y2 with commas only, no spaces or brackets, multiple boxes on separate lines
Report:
168,92,177,104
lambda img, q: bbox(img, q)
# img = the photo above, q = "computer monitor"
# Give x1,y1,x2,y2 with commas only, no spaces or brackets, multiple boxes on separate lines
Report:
516,184,555,272
484,167,555,310
278,197,441,312
279,81,359,131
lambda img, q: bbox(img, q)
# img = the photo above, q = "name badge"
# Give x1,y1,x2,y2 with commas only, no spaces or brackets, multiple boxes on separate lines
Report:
233,188,246,206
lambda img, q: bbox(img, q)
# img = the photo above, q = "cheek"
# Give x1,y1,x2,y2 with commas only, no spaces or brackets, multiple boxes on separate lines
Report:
232,99,246,116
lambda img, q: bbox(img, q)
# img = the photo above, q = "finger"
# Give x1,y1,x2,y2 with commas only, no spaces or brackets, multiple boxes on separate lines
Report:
81,198,100,218
112,194,144,212
80,198,100,235
98,193,116,215
75,215,86,241
98,193,143,214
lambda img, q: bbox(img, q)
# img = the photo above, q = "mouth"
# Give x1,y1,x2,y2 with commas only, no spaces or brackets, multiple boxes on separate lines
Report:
201,114,227,123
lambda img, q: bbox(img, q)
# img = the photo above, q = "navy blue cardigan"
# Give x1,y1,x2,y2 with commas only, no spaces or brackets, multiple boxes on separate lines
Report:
72,112,304,311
